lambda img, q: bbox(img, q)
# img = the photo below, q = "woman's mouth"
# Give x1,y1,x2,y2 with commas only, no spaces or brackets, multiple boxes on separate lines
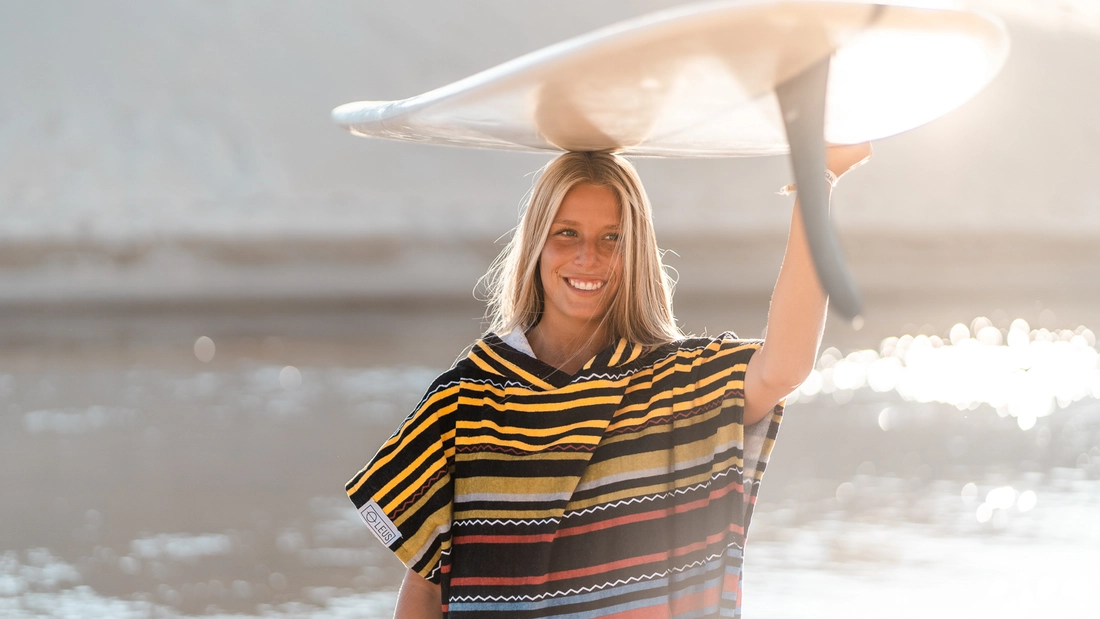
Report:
565,277,605,291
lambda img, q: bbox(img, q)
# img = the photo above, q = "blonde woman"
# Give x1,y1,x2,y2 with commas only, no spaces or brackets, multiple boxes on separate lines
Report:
348,143,871,619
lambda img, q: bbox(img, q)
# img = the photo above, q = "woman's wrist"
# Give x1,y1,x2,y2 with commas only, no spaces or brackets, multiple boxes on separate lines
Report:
777,170,837,196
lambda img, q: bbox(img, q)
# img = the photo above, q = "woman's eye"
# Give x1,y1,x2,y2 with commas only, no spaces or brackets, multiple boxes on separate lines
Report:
604,232,620,241
556,229,577,237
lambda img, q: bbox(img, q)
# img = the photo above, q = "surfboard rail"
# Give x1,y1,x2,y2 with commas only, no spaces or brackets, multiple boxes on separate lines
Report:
333,0,1008,157
333,0,1010,321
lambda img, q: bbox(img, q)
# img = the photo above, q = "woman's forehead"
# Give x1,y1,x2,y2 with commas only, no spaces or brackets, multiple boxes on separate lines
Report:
556,183,621,223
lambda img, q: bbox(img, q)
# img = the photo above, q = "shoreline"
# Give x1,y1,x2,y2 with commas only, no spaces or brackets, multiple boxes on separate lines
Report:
0,231,1096,307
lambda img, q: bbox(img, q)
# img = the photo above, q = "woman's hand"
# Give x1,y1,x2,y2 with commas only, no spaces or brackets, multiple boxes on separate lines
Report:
826,142,873,180
742,141,873,425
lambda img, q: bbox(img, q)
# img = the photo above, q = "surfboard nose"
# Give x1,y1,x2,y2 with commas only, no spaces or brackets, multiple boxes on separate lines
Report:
332,101,390,135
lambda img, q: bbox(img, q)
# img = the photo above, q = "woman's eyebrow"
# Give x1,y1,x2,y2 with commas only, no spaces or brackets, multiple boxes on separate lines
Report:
551,219,621,229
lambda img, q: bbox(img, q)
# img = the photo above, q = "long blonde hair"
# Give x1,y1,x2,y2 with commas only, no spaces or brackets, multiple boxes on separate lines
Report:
482,151,680,348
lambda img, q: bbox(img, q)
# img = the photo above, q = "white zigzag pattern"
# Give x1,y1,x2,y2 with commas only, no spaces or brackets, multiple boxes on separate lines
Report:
561,465,743,520
447,540,745,603
463,376,537,390
450,465,744,528
423,547,452,581
473,339,727,389
454,517,560,527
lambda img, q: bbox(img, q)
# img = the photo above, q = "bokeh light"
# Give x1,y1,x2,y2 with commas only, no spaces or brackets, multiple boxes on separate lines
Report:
961,482,978,503
279,366,303,391
796,316,1100,431
194,336,216,363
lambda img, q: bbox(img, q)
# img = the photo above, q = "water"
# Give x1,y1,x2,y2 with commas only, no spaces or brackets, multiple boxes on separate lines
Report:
1,306,1098,618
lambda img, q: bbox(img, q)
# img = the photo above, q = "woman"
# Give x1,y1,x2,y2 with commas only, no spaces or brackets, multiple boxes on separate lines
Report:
348,143,871,618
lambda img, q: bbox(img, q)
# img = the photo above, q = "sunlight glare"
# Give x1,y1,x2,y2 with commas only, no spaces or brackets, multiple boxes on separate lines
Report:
804,316,1100,429
798,369,823,397
986,486,1016,510
975,502,993,523
949,323,969,345
1017,490,1037,512
828,27,1004,143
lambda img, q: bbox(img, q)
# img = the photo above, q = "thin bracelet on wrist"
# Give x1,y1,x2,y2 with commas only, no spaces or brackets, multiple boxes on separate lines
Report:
777,169,838,196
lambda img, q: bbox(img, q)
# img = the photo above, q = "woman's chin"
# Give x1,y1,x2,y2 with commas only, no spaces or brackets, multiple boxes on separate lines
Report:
565,308,611,328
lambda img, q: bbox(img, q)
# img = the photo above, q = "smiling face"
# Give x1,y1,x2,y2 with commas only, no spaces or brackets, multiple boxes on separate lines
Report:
537,182,623,338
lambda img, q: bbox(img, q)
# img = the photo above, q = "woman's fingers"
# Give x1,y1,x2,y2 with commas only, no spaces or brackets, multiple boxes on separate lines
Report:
825,142,873,177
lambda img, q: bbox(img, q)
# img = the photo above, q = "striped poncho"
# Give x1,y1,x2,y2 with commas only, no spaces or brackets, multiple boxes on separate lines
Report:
346,332,783,618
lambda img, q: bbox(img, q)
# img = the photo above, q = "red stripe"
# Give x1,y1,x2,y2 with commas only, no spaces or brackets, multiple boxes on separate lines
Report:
391,467,448,517
672,523,744,558
450,522,745,587
450,550,669,586
454,533,555,545
453,480,746,547
454,521,743,549
724,572,742,608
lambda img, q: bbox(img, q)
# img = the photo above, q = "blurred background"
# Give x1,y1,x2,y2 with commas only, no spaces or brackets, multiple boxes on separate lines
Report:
1,1,1099,617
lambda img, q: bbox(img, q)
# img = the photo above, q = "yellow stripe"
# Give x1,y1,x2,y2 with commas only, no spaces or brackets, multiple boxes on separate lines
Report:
378,434,454,513
566,453,747,511
475,341,555,390
457,474,582,497
608,338,628,366
467,349,505,377
618,370,734,414
624,343,643,364
616,341,758,394
393,478,450,528
346,389,460,496
603,398,729,440
459,393,623,413
609,387,740,433
458,417,609,438
455,450,592,463
461,376,627,399
353,422,454,496
621,370,744,418
455,433,603,451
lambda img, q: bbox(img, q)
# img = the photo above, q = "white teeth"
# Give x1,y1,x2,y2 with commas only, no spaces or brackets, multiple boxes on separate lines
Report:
567,278,604,291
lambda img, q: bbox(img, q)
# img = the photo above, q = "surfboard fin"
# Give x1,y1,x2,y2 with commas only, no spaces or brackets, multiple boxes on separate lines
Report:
775,54,863,324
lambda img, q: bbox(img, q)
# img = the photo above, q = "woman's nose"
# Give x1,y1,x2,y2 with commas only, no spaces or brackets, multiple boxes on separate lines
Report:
573,239,600,266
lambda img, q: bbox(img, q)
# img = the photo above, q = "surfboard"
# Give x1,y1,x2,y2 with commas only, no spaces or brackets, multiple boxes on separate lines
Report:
333,0,1009,321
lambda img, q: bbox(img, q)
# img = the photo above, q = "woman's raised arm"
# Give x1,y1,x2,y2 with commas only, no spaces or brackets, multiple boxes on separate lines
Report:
743,142,873,425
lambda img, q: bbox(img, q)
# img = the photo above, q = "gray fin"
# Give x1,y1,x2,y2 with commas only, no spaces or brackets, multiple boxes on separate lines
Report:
776,54,863,323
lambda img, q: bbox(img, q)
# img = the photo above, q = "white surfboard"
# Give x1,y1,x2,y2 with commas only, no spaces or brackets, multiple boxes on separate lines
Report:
333,0,1009,320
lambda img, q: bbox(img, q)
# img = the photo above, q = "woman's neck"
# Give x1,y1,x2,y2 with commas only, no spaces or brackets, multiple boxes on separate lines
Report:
526,318,611,375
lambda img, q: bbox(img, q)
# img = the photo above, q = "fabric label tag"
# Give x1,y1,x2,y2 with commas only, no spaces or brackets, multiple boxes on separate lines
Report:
358,499,402,546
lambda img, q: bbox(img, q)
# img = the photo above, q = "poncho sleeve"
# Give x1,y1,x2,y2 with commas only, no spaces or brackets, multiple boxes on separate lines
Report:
345,368,461,583
692,333,785,528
